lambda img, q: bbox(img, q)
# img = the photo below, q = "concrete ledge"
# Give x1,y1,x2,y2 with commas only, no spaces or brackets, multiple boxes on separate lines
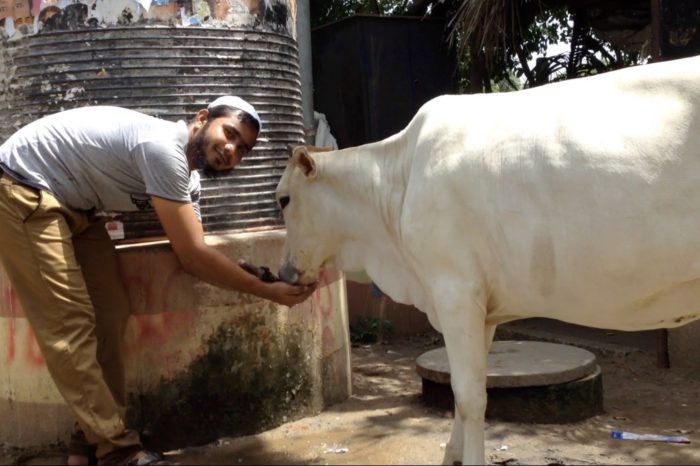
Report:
0,229,351,449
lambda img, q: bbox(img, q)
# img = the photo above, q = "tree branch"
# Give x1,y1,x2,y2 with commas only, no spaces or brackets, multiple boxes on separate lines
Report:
513,41,535,85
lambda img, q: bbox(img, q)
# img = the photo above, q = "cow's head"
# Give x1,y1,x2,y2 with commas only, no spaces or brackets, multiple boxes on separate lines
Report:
276,145,336,285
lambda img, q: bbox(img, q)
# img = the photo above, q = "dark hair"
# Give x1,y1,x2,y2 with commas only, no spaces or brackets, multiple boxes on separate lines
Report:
207,105,261,134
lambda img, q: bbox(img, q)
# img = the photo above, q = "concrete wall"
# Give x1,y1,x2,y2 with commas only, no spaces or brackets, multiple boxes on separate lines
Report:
346,281,432,339
0,229,351,450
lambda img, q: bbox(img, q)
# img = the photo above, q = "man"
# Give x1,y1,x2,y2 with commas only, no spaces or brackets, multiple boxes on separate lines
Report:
0,96,316,465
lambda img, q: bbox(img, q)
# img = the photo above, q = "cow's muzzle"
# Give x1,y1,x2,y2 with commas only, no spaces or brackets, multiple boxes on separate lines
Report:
279,262,300,285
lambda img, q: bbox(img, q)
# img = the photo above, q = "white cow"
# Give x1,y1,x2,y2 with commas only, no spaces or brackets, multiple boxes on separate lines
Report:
276,55,700,464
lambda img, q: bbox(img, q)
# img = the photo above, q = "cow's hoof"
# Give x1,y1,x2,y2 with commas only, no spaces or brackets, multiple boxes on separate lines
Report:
441,452,461,465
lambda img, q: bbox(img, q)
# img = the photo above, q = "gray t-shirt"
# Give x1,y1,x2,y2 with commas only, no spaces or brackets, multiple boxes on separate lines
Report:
0,106,201,218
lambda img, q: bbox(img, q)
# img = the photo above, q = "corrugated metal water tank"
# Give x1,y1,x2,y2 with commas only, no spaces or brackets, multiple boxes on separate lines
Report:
0,2,302,238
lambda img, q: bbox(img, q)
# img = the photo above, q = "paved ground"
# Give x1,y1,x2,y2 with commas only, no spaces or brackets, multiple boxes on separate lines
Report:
4,323,700,465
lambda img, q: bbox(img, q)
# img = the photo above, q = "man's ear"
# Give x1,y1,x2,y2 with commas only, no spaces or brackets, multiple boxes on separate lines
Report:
291,146,317,178
195,108,209,127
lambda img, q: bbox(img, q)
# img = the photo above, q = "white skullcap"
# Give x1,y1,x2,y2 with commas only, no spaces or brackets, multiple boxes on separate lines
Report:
207,96,262,132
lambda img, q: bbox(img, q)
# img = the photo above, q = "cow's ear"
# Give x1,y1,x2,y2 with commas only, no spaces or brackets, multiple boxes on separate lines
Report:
292,146,317,178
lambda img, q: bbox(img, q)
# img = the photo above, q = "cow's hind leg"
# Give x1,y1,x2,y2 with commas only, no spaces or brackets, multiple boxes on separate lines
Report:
433,279,490,465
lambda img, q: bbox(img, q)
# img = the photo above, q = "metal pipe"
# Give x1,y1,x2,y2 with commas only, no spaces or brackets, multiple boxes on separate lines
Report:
650,0,662,62
296,0,315,144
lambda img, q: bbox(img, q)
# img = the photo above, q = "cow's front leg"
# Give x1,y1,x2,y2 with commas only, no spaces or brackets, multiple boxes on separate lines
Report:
434,280,490,465
443,324,495,465
443,410,463,465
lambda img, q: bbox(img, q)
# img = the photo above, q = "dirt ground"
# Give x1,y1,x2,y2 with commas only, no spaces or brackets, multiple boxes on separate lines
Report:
4,328,700,465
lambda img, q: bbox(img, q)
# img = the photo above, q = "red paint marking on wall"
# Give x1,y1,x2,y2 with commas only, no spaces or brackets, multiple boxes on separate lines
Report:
3,283,20,365
24,329,44,367
121,262,194,315
312,269,340,353
1,282,24,318
312,269,334,317
2,252,198,367
118,258,199,352
2,263,196,366
5,316,16,364
3,320,44,368
126,311,196,352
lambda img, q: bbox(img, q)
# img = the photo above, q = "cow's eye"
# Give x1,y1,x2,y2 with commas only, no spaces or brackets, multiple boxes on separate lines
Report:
279,195,290,210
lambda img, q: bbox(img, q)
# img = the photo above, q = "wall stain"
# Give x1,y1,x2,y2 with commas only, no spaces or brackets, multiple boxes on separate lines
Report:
127,312,314,450
265,2,288,32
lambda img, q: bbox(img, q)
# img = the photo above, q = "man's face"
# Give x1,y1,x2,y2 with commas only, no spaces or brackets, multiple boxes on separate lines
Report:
192,112,258,175
0,0,12,19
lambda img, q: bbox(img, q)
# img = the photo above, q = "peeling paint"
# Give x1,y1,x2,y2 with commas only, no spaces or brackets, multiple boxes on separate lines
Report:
45,63,70,73
0,0,297,39
63,86,84,101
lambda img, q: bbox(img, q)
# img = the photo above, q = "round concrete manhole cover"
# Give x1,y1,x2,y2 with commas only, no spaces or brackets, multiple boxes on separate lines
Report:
416,341,604,423
416,340,598,388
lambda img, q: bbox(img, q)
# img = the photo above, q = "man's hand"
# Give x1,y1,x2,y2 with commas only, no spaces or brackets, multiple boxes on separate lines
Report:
263,280,317,307
151,196,317,306
239,260,317,306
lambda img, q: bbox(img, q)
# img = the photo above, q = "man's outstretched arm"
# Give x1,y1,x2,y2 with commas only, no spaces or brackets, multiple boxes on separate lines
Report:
151,196,315,307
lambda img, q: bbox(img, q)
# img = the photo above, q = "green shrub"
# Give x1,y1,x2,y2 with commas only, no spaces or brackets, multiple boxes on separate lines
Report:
350,316,394,343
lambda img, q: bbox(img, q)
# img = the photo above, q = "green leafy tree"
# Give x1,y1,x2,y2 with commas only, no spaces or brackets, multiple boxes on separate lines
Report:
447,1,650,91
494,6,648,90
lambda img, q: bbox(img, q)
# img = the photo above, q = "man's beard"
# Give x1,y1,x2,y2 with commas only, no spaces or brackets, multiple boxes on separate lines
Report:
192,121,233,179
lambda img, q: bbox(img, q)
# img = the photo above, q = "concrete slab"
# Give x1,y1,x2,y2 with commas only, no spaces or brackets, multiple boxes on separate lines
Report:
416,341,604,424
416,340,598,388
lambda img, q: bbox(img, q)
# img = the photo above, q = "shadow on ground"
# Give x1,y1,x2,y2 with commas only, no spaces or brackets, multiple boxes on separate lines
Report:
4,327,700,465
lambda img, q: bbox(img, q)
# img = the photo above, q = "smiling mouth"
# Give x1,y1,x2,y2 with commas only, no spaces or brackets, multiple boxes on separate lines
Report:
215,149,226,167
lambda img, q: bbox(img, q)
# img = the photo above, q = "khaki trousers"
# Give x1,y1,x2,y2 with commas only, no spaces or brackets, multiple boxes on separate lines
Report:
0,174,142,463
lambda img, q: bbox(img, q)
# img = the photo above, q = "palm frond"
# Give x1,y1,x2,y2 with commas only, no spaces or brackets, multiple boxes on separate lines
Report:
448,0,542,62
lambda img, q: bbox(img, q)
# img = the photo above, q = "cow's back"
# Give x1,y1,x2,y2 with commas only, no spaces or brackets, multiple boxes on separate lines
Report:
399,55,700,331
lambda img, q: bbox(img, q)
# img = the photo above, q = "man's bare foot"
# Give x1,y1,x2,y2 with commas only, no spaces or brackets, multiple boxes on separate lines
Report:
125,450,174,465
